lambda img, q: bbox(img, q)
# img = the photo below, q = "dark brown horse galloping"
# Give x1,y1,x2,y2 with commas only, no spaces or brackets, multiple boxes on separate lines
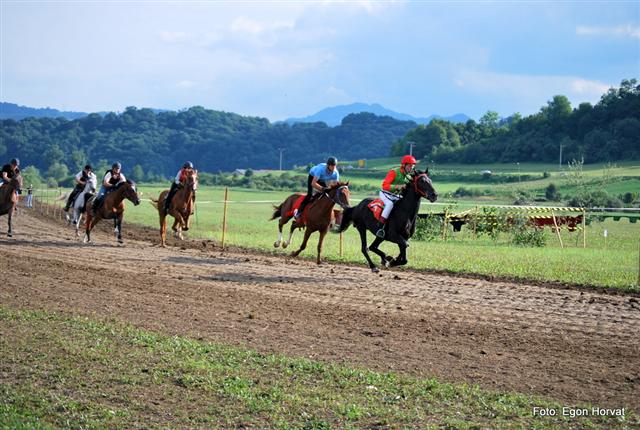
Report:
0,174,23,237
83,180,140,244
271,182,350,264
150,169,198,247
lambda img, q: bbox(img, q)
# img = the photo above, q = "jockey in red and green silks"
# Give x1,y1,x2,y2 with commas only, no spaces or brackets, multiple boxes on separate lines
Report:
375,154,416,238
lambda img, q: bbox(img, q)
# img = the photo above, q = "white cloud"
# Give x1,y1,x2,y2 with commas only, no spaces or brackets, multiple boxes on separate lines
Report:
576,24,640,39
570,79,611,96
454,71,613,114
159,31,193,44
176,80,197,89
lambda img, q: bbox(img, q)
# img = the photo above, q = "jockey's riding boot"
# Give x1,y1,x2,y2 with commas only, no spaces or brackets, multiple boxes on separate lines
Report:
375,217,387,238
293,209,300,219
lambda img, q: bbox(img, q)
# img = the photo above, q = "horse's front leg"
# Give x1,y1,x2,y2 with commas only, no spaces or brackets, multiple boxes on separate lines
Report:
315,226,329,265
368,236,392,268
74,210,82,237
390,236,409,267
115,214,124,244
172,212,185,240
291,227,312,257
84,215,98,243
183,214,191,232
7,208,13,237
357,225,378,272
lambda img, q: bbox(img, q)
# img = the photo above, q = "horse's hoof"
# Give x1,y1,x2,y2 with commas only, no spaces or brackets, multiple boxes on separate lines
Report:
282,243,289,249
371,267,379,273
7,233,12,238
273,242,280,248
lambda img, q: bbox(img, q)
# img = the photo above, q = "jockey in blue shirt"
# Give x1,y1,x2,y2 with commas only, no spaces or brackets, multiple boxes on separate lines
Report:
294,156,339,219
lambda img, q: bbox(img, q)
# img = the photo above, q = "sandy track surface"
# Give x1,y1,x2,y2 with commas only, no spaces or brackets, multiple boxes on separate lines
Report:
1,210,639,410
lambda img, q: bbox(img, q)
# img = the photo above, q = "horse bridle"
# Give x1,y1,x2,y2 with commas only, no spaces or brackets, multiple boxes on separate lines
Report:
413,173,430,198
322,185,350,210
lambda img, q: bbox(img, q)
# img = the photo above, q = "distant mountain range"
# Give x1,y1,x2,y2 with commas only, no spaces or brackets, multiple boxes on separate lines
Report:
283,103,470,126
1,101,470,126
0,102,91,120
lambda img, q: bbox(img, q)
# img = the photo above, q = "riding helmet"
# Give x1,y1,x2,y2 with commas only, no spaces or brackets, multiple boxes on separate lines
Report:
112,162,122,169
327,156,337,166
401,155,417,165
10,158,20,166
183,161,194,169
84,164,93,171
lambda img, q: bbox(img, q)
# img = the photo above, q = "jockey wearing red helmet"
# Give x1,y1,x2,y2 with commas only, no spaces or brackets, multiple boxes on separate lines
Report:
375,155,417,237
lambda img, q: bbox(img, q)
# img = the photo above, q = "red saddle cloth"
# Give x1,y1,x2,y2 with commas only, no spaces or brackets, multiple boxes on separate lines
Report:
286,194,307,220
367,198,385,221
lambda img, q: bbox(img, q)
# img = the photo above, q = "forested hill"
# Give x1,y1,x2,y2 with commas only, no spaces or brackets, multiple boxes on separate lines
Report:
0,102,89,121
0,108,416,179
392,79,640,163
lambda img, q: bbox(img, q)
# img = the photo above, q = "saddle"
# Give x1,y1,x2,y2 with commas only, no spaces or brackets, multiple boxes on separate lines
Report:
80,192,95,213
286,194,307,218
367,198,385,221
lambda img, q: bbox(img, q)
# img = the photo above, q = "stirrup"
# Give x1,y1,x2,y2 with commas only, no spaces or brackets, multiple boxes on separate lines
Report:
375,227,385,238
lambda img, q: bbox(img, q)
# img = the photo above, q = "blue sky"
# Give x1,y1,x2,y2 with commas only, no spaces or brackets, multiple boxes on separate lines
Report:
1,1,638,121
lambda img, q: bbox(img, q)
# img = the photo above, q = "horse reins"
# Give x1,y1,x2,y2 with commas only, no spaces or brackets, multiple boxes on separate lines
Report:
321,186,350,210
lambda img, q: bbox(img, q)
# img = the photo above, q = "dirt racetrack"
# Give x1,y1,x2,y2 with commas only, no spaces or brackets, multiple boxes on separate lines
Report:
1,210,639,411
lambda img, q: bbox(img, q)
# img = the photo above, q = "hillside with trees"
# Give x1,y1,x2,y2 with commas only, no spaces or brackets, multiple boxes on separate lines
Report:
392,79,639,164
0,109,416,182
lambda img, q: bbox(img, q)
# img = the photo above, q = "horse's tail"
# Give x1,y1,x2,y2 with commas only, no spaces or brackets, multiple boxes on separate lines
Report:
149,198,159,209
337,206,354,233
270,203,283,220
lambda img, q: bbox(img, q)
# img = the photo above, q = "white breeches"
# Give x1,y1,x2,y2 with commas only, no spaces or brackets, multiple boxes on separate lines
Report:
379,191,401,220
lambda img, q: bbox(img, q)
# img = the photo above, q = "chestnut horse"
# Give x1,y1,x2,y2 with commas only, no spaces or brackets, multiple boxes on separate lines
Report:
271,182,350,264
150,169,198,247
0,174,23,237
83,180,140,244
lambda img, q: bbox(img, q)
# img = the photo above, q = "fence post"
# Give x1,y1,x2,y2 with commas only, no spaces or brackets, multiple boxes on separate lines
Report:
473,206,478,239
221,187,229,249
582,208,586,248
441,208,449,240
551,210,564,249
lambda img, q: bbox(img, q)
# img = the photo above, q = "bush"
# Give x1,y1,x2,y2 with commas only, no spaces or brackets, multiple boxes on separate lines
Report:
545,183,560,201
512,223,547,247
413,215,443,241
566,190,623,208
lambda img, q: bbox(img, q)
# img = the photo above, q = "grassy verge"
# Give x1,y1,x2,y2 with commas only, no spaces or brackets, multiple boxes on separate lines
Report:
1,307,636,429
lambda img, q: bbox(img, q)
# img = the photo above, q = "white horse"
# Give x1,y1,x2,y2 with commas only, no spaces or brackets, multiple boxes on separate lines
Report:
66,178,97,236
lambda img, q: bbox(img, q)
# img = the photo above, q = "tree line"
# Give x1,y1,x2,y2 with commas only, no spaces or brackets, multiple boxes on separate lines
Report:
0,108,415,183
391,79,639,164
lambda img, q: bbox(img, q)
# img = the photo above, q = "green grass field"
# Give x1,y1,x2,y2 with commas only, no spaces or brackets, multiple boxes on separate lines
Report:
2,308,635,429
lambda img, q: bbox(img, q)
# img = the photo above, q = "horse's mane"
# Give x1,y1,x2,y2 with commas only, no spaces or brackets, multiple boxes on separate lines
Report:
328,181,349,190
116,179,136,189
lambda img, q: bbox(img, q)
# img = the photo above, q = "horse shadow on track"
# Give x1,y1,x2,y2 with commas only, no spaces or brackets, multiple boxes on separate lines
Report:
200,272,316,284
165,256,246,266
0,238,113,249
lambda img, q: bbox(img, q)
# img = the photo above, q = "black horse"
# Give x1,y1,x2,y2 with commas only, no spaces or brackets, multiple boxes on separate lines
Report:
338,170,437,272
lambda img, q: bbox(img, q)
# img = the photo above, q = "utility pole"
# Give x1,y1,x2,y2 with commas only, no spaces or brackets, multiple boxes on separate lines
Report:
278,148,285,171
408,141,415,156
559,143,563,170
